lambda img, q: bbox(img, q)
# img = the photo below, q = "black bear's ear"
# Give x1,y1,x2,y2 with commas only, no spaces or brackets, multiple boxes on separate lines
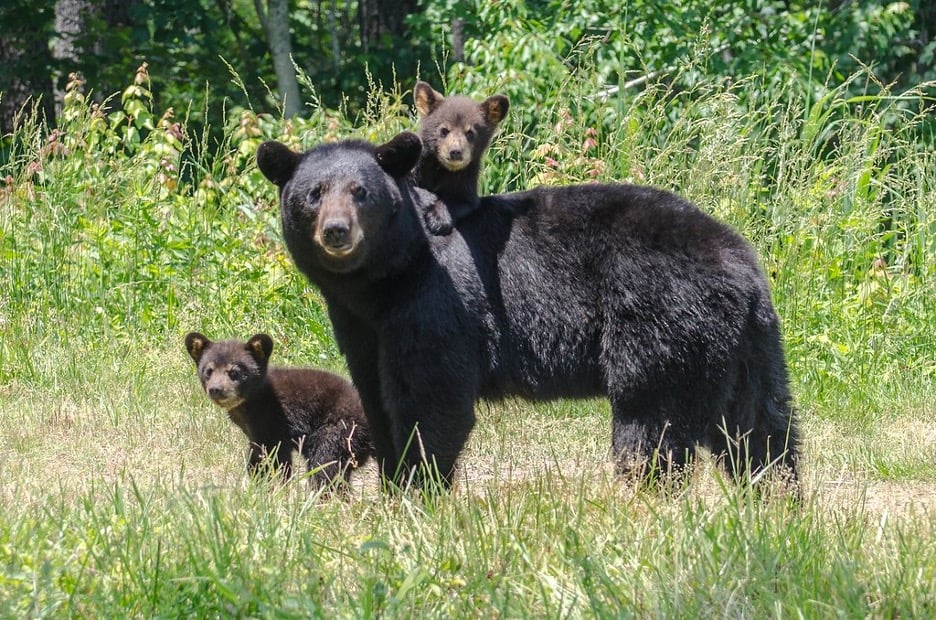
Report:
256,141,299,187
481,94,510,127
185,332,210,364
246,333,274,363
414,81,444,117
375,131,422,178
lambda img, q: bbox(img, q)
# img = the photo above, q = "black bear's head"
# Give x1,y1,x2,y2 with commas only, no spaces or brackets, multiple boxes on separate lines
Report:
256,133,424,277
185,332,274,410
414,81,509,172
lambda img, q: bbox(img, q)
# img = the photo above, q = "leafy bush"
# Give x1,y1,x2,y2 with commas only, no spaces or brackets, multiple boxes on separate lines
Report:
1,36,933,415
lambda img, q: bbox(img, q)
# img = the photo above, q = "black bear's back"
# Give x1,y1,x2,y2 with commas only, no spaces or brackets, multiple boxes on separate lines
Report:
455,183,778,400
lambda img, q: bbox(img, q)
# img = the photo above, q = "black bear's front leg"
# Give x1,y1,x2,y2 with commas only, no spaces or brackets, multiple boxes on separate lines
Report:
379,333,479,489
395,403,476,488
329,307,401,485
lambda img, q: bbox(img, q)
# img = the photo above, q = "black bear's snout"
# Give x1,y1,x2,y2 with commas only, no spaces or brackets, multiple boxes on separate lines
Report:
208,386,225,399
322,220,351,248
447,149,463,161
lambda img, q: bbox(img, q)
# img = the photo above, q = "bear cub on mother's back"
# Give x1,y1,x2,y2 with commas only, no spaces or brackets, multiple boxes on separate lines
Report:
185,332,372,489
413,81,509,235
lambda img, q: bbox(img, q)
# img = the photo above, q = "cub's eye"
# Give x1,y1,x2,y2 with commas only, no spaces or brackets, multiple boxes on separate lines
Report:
203,367,213,378
465,128,476,142
439,127,450,138
228,368,242,381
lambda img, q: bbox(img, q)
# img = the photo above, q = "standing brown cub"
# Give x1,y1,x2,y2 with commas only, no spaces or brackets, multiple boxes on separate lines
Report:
413,81,509,234
184,332,372,489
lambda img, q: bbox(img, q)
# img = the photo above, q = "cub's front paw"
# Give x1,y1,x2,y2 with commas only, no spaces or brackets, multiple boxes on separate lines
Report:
424,200,454,236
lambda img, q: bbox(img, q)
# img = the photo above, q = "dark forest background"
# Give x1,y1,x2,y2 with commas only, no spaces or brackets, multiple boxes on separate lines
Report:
1,1,934,149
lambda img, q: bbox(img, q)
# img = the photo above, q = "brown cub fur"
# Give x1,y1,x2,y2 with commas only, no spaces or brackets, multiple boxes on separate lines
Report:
413,81,509,235
184,332,372,489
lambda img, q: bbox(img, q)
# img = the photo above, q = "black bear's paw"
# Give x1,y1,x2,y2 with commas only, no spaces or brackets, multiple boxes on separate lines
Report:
424,200,455,236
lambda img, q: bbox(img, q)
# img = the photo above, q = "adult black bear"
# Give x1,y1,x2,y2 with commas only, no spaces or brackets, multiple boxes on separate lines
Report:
185,332,372,489
412,81,509,235
256,132,798,490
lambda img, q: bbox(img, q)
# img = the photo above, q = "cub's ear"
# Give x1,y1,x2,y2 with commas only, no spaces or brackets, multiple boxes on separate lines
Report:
481,94,510,127
185,332,211,364
256,141,299,187
246,333,274,363
375,131,422,178
414,81,444,117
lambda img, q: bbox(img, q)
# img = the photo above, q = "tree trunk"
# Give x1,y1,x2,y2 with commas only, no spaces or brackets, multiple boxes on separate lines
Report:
254,0,302,117
53,0,90,63
53,0,94,117
451,17,464,62
0,5,55,132
328,0,341,73
358,0,419,53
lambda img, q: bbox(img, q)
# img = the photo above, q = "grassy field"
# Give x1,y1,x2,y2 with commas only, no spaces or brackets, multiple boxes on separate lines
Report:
1,66,934,617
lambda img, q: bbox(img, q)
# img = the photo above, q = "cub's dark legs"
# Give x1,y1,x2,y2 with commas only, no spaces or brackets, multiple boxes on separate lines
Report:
300,422,372,490
247,442,293,480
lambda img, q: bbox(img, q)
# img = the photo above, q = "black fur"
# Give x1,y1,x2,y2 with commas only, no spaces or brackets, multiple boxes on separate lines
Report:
256,134,799,489
413,81,509,235
185,332,372,488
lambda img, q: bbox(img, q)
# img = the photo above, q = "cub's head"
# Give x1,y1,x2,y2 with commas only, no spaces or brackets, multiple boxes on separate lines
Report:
413,81,509,172
256,132,422,276
185,332,274,410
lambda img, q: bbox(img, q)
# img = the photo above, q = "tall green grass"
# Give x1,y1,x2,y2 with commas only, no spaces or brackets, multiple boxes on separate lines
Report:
1,468,934,617
1,60,934,616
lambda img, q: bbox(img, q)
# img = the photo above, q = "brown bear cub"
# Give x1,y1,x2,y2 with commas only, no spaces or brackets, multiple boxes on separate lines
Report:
184,332,372,489
413,81,509,235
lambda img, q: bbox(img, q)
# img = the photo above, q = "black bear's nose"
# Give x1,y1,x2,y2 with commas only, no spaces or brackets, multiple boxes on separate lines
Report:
322,220,351,248
208,386,224,398
448,149,463,161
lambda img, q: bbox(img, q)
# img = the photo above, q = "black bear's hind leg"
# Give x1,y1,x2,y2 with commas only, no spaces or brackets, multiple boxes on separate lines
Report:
708,414,799,486
611,403,695,484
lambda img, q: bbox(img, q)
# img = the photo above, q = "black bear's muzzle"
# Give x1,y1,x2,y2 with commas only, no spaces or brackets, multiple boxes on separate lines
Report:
322,221,351,248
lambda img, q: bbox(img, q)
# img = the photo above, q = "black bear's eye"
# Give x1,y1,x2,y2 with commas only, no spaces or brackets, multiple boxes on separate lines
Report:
204,367,213,378
351,184,367,201
439,127,450,138
228,368,242,381
465,128,476,142
308,182,325,202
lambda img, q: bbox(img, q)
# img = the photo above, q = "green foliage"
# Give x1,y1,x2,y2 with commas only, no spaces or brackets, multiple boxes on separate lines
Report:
0,65,343,378
2,40,934,402
415,0,934,140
